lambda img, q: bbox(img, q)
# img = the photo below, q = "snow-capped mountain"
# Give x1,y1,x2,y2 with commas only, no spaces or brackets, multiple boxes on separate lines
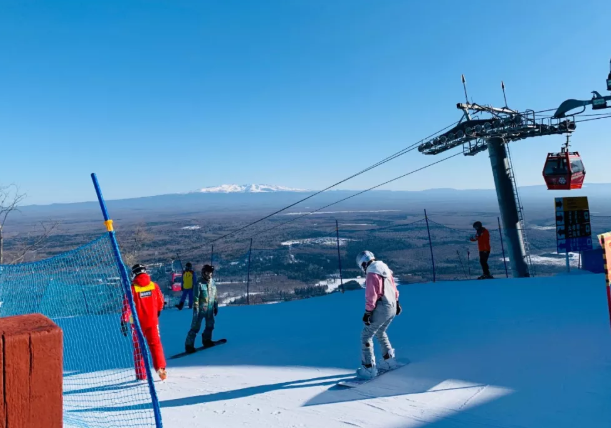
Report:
193,184,306,193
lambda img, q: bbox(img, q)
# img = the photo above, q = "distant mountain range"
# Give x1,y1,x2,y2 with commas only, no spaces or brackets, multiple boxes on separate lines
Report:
193,184,306,193
15,183,611,224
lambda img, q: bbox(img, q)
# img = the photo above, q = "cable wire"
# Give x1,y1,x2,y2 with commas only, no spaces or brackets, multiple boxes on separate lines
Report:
574,114,611,123
198,120,461,246
248,152,462,238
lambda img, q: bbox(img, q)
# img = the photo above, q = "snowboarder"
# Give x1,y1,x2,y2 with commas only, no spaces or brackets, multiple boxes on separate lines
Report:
121,264,167,381
175,262,196,310
470,221,493,279
185,264,219,353
356,251,402,379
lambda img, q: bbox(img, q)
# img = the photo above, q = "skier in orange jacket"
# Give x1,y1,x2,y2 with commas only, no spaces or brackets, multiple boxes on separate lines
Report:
121,264,167,380
470,221,493,279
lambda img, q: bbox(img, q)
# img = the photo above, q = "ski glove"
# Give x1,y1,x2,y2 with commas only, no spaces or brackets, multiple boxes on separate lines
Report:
362,311,373,326
396,301,402,316
120,320,128,337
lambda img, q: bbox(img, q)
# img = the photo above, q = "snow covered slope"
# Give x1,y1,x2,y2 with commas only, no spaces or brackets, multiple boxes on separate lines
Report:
193,184,306,193
156,274,611,428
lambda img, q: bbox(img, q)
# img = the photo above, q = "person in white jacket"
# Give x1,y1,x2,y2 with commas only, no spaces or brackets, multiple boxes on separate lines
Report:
356,250,402,379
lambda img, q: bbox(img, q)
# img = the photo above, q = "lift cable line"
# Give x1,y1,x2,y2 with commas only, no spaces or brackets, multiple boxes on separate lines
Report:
191,120,463,248
574,113,611,123
185,151,462,259
244,152,463,240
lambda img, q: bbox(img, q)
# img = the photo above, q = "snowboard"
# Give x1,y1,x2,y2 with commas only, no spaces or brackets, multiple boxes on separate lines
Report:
337,360,409,388
169,339,227,360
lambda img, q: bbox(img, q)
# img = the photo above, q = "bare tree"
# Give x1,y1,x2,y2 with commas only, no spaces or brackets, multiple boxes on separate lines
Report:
122,223,153,267
0,184,26,264
9,221,60,264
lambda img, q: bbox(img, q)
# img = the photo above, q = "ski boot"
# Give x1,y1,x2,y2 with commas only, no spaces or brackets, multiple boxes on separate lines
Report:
202,339,215,349
185,345,196,354
157,368,167,381
175,302,184,311
378,349,398,371
356,363,378,379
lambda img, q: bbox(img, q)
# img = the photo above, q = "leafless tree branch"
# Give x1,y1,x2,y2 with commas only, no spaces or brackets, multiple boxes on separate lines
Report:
0,184,27,264
8,221,61,264
121,223,153,267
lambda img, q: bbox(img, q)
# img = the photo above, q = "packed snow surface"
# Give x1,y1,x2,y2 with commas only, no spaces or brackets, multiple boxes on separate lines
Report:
194,184,306,193
152,274,611,428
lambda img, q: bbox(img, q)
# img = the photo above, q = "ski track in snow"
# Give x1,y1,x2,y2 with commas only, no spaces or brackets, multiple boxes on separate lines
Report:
135,274,611,428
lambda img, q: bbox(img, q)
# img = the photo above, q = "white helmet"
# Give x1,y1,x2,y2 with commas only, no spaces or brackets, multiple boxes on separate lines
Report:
356,251,375,272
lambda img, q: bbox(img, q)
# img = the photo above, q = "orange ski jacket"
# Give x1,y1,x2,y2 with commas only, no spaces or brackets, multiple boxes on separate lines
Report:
470,228,491,252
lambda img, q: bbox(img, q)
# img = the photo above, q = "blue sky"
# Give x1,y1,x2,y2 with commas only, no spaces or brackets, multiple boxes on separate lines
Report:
1,0,610,204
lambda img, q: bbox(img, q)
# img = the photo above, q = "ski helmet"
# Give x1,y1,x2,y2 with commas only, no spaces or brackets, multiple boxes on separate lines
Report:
356,251,375,272
202,264,215,274
473,221,482,229
132,264,147,276
185,262,192,269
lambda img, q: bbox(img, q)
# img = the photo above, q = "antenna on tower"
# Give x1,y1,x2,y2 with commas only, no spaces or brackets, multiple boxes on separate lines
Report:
461,75,472,120
501,81,509,108
461,74,469,105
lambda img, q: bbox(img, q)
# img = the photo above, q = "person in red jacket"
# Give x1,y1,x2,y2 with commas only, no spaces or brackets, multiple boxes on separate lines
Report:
121,264,167,380
470,221,493,279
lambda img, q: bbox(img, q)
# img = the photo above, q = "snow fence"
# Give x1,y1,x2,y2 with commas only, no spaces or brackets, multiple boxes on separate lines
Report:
0,233,162,428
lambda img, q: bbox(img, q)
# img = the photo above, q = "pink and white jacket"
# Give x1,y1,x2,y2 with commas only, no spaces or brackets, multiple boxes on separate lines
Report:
364,260,399,312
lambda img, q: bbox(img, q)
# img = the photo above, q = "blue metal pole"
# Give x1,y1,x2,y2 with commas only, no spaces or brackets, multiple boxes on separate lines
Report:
424,209,436,282
90,173,163,428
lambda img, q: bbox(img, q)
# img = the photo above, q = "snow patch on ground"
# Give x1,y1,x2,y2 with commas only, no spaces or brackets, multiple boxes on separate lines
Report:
503,252,580,267
181,225,200,230
316,277,366,291
281,237,353,246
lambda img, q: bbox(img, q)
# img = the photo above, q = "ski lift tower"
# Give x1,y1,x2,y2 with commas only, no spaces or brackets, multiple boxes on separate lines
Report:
418,65,611,278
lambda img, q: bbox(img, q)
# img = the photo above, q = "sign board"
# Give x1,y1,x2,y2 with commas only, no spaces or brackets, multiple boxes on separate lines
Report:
555,197,593,253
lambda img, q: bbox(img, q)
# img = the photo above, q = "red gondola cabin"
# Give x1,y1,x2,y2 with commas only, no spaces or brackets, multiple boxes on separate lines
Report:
542,150,585,190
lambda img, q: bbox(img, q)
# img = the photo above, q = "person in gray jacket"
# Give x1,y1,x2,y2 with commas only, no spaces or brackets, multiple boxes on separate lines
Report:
185,264,219,353
356,250,402,379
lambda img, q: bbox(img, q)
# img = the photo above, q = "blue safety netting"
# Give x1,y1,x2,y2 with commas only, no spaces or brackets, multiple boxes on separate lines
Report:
0,234,161,428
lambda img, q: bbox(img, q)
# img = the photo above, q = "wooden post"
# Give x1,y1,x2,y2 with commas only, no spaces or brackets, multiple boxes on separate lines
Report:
0,314,63,428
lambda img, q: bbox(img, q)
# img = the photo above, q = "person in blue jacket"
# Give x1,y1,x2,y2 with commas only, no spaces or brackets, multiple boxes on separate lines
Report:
176,262,196,310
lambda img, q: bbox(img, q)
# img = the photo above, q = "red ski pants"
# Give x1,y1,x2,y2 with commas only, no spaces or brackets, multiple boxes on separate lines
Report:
132,323,166,379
